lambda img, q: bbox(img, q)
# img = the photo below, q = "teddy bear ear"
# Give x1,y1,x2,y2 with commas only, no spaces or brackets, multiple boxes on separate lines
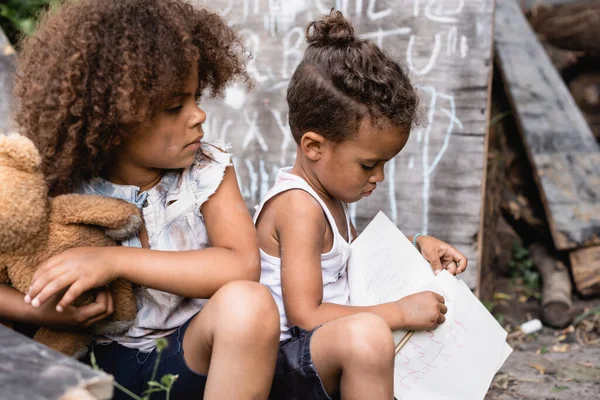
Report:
0,133,42,173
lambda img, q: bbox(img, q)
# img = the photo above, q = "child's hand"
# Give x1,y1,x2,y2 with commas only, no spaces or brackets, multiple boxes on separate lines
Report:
25,247,119,312
414,235,468,276
395,291,447,331
33,287,114,329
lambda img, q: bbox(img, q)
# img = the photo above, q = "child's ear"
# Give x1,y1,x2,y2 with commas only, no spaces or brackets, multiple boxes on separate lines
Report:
300,131,326,161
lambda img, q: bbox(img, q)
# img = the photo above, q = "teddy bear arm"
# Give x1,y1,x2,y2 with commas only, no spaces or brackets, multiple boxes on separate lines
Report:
51,194,142,240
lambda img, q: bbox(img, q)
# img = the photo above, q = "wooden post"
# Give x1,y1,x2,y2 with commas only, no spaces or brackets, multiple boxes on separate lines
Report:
477,87,508,299
529,242,573,328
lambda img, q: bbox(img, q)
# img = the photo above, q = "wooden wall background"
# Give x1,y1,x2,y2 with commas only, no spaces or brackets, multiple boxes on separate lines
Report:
199,0,495,288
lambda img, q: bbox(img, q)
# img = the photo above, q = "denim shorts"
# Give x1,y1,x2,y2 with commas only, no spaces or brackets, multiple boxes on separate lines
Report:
269,326,339,400
87,316,207,400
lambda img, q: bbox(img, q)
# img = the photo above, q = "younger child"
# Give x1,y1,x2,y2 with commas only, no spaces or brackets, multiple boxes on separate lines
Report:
8,0,280,399
254,10,468,400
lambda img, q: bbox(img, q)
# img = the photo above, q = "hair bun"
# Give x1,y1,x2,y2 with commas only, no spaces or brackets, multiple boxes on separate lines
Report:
306,9,355,46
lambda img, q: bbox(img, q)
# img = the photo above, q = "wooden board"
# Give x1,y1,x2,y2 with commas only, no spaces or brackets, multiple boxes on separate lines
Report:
0,324,113,400
569,246,600,296
201,0,496,288
495,0,600,251
0,26,16,134
477,92,509,299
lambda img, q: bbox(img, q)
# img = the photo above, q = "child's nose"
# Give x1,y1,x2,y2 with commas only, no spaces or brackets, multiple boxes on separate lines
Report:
189,106,207,128
370,166,385,183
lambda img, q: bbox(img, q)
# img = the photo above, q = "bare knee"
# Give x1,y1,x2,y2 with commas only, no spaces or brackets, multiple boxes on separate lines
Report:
212,281,279,343
338,313,394,368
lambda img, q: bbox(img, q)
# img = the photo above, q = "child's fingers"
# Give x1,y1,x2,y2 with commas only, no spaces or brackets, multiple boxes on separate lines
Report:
75,303,107,327
105,288,114,317
439,303,448,314
58,280,92,311
424,251,444,273
81,290,113,327
447,247,468,272
30,273,77,308
32,254,64,281
26,266,69,305
456,255,468,273
95,288,114,322
72,290,112,327
446,262,458,275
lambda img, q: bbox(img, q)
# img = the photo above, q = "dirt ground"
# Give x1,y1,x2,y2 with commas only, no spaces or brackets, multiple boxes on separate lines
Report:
484,275,600,400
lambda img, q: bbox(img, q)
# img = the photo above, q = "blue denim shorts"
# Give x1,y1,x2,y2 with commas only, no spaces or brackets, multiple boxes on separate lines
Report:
269,326,339,400
87,316,207,400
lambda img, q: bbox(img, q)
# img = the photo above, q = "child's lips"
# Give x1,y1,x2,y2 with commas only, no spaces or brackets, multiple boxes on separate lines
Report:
362,187,376,196
186,139,202,149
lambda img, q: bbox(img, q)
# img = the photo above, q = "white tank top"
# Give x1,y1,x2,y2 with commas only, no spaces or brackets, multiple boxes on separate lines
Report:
254,168,352,341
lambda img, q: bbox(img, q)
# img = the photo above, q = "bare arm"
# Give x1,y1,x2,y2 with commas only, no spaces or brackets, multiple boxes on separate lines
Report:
0,283,43,323
27,166,260,310
115,165,260,296
275,191,410,332
0,283,113,328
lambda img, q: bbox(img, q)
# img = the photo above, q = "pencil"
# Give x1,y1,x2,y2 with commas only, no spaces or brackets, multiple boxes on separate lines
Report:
394,330,414,355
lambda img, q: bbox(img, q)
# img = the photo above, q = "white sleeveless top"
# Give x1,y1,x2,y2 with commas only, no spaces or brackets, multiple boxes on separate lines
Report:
74,142,232,352
254,168,352,341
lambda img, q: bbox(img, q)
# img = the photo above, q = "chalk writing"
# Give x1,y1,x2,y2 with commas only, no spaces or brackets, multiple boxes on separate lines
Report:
201,0,494,288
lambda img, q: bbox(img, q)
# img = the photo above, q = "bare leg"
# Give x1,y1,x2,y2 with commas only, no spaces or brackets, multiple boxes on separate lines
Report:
182,281,280,400
311,313,395,400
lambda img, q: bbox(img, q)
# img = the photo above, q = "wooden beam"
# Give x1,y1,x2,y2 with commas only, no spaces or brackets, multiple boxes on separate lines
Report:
569,246,600,296
495,0,600,251
0,325,113,400
476,92,508,299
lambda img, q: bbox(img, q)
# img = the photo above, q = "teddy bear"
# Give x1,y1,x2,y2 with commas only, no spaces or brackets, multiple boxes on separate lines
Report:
0,133,141,359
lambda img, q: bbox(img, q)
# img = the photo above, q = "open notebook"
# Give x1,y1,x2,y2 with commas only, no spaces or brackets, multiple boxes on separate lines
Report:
347,212,512,400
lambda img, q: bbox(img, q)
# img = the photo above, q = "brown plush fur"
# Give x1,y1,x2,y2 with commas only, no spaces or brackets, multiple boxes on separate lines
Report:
0,134,140,358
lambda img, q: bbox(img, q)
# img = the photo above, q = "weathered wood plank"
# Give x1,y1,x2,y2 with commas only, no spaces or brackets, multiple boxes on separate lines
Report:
202,0,495,288
0,26,16,134
476,92,509,299
0,324,113,400
495,0,600,251
569,246,600,296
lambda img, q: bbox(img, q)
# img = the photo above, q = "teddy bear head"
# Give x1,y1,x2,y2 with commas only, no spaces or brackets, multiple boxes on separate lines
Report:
0,134,50,253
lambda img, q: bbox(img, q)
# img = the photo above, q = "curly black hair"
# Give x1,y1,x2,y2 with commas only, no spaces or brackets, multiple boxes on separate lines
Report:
287,10,419,143
14,0,251,195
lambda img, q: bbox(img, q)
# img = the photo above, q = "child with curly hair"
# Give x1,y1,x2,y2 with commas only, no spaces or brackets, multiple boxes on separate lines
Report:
7,0,280,398
254,10,469,400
